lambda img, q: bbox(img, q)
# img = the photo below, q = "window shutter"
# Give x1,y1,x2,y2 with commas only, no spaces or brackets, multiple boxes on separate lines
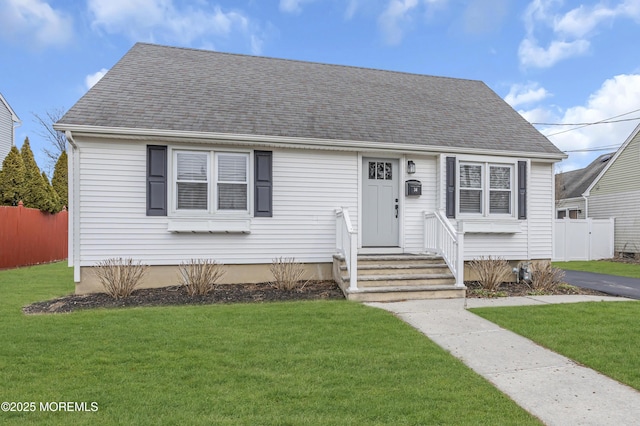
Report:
446,157,456,218
254,150,272,217
147,145,167,216
518,161,527,220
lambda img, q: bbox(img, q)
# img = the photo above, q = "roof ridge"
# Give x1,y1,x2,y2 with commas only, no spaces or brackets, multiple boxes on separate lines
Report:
132,42,484,84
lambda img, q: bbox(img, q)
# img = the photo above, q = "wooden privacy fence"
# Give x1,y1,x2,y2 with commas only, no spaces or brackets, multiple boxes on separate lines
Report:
553,218,614,262
0,203,68,269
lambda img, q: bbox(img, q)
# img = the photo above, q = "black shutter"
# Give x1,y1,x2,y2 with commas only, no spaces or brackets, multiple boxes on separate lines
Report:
446,156,456,218
147,145,167,216
518,160,527,220
254,150,272,217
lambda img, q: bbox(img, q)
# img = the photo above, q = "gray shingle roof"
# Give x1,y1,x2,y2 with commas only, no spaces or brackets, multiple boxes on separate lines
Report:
556,153,614,199
58,43,563,156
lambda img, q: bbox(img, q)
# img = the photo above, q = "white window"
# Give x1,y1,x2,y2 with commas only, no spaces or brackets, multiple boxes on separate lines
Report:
173,150,249,214
216,153,248,211
557,209,579,219
458,162,514,217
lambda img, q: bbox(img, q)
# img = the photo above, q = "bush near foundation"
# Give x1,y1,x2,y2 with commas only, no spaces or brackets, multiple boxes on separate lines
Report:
179,259,226,296
94,258,148,299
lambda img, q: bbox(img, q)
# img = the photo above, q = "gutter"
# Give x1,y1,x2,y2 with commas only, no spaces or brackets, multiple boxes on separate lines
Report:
53,123,568,162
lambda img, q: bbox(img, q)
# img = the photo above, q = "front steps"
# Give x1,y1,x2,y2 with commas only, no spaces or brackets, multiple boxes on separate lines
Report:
333,253,466,302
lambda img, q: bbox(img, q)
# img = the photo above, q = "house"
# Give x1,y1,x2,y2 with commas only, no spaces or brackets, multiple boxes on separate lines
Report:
583,124,640,257
0,92,21,163
55,43,566,300
555,152,613,219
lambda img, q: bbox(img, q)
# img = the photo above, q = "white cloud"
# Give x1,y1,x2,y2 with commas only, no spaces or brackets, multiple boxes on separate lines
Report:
378,0,420,45
88,0,263,53
378,0,447,45
85,68,109,90
0,0,73,49
504,82,550,108
462,0,509,35
520,74,640,170
279,0,318,14
519,0,640,69
518,38,589,68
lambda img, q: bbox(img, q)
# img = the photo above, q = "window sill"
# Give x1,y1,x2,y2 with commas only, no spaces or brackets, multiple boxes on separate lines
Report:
167,218,251,233
458,219,521,234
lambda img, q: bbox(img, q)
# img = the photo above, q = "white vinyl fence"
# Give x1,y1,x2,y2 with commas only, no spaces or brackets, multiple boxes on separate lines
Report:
553,218,615,261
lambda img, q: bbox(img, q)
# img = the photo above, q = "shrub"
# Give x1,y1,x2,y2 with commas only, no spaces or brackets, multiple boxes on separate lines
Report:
270,257,308,291
94,258,148,299
529,262,565,292
469,256,512,291
179,259,226,296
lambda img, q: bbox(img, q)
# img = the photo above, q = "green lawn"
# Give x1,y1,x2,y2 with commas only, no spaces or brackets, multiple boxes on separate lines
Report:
472,302,640,391
553,260,640,278
0,263,539,425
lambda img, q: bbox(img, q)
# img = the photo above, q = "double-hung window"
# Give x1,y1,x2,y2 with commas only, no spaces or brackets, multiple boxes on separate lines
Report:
173,150,249,214
458,162,514,217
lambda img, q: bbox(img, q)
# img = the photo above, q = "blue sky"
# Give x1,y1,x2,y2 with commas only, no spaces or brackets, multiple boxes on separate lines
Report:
1,0,640,173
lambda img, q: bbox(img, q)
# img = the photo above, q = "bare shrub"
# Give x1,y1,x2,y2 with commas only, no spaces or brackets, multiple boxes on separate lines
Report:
530,262,565,292
270,257,308,291
94,258,148,299
179,259,226,296
469,256,512,291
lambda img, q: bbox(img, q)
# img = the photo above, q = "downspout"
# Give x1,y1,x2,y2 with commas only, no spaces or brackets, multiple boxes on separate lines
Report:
65,131,81,283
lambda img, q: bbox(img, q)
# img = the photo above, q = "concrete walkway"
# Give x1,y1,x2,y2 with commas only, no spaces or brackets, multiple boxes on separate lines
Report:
367,295,640,426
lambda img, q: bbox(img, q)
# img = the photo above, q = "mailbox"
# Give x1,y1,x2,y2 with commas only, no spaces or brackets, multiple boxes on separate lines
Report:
405,179,422,196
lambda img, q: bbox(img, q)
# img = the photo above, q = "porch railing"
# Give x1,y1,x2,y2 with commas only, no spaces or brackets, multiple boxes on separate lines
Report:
424,211,465,287
335,207,358,290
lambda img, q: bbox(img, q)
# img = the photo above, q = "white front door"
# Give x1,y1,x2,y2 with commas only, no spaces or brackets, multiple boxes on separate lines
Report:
362,158,400,247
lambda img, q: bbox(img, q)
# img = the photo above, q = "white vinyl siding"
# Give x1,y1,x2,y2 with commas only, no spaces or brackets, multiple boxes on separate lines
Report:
76,139,357,266
0,100,12,162
590,131,640,196
589,190,640,253
457,162,552,261
403,155,438,253
587,130,640,253
528,162,554,259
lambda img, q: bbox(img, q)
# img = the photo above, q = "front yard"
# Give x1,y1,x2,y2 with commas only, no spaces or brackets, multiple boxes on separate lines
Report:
472,302,640,391
0,263,538,425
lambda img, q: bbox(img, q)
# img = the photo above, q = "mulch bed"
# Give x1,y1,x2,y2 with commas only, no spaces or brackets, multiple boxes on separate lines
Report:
23,280,344,315
465,280,610,298
23,279,612,315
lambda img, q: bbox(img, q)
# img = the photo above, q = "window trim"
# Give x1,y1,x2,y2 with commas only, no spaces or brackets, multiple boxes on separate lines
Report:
169,147,252,217
456,160,516,219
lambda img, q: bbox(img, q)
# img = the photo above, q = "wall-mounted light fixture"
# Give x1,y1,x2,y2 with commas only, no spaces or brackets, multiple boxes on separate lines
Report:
407,160,416,174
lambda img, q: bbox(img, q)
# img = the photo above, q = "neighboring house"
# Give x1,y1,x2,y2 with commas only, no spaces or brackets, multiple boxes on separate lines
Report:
0,92,21,163
584,124,640,256
55,43,566,299
555,152,613,219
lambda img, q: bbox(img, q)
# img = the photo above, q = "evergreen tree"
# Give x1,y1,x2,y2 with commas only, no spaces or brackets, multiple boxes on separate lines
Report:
20,138,56,213
42,171,60,213
0,146,26,206
52,151,68,210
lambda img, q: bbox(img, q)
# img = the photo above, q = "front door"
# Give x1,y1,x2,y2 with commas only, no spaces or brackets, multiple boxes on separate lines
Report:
362,158,400,247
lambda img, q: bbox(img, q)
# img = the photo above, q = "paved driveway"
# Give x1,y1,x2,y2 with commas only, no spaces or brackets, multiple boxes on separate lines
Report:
563,270,640,300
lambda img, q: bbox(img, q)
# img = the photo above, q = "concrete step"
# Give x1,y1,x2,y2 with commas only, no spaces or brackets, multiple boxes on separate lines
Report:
345,285,465,302
356,263,450,276
332,252,463,301
357,273,456,287
357,254,445,266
